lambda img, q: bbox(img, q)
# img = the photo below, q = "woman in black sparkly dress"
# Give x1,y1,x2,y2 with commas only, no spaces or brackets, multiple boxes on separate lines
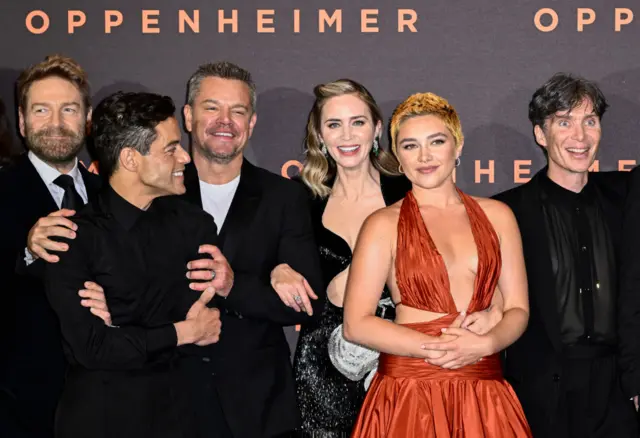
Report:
287,79,410,437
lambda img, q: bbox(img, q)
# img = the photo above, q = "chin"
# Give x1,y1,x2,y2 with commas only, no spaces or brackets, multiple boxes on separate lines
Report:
334,154,369,170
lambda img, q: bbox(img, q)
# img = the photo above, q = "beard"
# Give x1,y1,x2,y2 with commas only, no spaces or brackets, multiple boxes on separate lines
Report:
26,124,85,164
197,129,245,165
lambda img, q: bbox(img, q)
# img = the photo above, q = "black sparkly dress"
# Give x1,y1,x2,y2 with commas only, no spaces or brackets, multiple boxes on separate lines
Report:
292,174,411,438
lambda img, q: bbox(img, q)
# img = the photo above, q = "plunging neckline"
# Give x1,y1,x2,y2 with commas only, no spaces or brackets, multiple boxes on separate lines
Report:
408,188,482,314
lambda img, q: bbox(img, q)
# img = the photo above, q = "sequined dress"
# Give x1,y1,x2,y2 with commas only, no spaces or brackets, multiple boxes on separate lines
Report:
292,175,410,438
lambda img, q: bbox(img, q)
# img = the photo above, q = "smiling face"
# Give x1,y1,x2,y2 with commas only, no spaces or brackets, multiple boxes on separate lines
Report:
318,93,381,171
184,76,257,165
395,114,462,190
19,76,89,164
135,117,191,196
535,98,601,178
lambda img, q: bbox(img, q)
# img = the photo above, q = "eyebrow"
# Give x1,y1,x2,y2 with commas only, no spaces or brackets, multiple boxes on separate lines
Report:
554,110,597,119
164,140,180,150
200,99,249,110
30,101,81,108
324,115,369,123
399,132,447,145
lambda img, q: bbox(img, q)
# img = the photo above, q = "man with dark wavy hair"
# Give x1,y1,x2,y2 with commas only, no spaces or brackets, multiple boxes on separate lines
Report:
44,91,226,438
494,73,638,437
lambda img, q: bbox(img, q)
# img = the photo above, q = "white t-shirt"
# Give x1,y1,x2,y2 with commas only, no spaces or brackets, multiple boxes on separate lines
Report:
199,174,241,231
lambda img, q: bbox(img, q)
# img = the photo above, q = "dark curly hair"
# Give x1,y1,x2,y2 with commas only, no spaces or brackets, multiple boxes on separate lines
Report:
528,72,608,130
91,91,176,178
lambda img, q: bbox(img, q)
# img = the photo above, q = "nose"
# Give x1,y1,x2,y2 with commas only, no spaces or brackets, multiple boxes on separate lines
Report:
50,109,62,127
176,145,191,164
572,123,586,142
217,107,232,125
417,144,431,162
341,124,352,140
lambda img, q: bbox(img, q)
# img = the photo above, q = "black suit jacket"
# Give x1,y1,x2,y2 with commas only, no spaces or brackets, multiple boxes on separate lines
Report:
0,153,101,437
619,165,640,400
179,158,324,438
493,168,631,435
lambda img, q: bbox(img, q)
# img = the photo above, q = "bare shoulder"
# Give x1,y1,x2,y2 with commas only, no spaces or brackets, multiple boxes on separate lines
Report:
471,196,518,232
359,201,402,238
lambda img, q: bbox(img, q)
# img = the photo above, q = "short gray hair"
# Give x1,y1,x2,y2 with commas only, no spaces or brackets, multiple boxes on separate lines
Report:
186,61,256,112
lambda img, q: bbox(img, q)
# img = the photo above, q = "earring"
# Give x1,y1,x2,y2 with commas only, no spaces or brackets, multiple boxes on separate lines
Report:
398,163,404,174
372,138,380,157
455,157,461,167
320,140,328,155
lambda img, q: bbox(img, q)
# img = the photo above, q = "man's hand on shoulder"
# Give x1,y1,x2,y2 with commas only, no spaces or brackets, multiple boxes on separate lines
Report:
27,208,78,263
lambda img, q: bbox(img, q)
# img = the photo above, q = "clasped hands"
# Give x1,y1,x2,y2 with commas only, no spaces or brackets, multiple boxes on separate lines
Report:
418,305,502,370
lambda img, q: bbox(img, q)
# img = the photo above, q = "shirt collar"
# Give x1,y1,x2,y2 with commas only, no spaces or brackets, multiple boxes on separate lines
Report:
101,184,147,231
540,170,596,204
28,150,82,187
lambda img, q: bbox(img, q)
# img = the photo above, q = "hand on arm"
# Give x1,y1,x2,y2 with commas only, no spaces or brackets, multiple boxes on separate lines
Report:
270,263,318,316
215,187,325,326
342,211,447,359
186,245,234,297
460,287,504,335
27,209,77,263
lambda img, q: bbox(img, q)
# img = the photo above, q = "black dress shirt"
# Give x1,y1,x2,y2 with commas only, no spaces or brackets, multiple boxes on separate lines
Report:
44,185,218,438
540,174,616,346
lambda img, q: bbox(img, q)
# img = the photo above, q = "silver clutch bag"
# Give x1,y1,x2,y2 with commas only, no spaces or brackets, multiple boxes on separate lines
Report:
328,324,379,382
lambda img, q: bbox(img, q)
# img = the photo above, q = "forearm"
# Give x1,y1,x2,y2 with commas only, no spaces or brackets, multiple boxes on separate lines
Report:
486,307,528,354
343,315,441,358
220,272,322,325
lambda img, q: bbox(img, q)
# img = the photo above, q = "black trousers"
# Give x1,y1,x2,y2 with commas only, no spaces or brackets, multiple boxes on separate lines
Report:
551,347,638,438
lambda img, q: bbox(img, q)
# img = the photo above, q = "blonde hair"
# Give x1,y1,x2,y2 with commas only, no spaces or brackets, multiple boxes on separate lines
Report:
17,54,91,114
301,79,399,198
390,92,463,157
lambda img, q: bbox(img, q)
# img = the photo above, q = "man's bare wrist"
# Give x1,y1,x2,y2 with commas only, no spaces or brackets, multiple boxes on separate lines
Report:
174,321,197,346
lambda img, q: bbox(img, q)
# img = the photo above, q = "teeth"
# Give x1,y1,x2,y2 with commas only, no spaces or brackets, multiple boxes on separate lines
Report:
567,148,588,153
338,146,359,152
173,171,183,176
214,132,233,137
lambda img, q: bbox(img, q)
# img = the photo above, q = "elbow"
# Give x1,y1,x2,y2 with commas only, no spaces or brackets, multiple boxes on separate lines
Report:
342,317,361,344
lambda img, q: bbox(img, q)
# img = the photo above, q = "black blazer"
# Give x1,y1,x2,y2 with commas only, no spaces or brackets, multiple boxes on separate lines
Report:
619,165,640,400
179,158,324,438
0,153,101,437
493,168,631,436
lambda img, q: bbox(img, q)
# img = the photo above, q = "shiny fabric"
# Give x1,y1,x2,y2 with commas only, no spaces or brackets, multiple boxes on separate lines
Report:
293,174,409,437
351,189,532,437
539,174,616,346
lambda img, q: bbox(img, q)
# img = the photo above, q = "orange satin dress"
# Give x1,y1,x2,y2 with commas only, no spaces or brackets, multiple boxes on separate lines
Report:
350,189,532,438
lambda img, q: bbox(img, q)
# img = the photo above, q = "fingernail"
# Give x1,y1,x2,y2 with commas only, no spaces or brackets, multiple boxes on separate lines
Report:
461,311,466,316
186,272,191,279
441,328,447,332
186,263,191,269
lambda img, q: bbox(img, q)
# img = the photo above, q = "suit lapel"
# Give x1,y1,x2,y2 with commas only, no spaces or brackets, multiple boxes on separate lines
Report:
182,161,203,208
217,159,262,264
16,154,59,219
519,171,562,351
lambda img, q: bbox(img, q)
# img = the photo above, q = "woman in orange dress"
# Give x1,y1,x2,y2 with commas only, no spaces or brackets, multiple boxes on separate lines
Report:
342,92,532,437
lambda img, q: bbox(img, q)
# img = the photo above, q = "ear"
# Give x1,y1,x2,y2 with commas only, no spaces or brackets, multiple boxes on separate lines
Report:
18,108,25,138
374,120,382,140
534,124,548,148
118,147,140,173
248,112,257,138
456,139,465,159
85,107,93,135
183,105,193,133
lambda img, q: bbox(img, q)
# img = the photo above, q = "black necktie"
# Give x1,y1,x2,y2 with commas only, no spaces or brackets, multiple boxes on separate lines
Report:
53,174,84,211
